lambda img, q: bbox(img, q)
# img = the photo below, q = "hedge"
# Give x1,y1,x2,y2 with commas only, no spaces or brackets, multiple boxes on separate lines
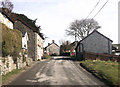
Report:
1,23,22,58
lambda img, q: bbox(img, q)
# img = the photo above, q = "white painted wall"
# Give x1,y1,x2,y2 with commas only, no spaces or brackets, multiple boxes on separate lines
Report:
0,13,13,29
22,32,28,49
36,33,44,60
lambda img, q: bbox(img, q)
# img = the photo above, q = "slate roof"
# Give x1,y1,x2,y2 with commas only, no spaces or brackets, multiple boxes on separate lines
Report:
70,41,78,46
0,8,14,23
79,30,113,43
45,42,59,50
112,44,120,51
38,33,44,40
9,12,44,40
70,41,78,50
112,46,117,50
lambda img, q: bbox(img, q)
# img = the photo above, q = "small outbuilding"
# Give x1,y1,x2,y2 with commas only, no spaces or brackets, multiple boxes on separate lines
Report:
75,30,113,60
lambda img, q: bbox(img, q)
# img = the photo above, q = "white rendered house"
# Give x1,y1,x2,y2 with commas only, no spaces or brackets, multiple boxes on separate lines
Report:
0,11,13,29
22,32,29,50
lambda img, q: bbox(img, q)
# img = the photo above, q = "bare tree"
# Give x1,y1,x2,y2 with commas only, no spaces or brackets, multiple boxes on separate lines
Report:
66,19,101,40
59,39,71,46
1,0,13,15
59,39,66,46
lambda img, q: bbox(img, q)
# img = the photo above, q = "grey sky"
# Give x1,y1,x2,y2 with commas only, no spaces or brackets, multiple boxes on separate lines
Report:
11,0,118,47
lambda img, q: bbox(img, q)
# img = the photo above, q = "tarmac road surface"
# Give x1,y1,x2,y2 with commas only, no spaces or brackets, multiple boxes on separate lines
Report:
7,56,107,86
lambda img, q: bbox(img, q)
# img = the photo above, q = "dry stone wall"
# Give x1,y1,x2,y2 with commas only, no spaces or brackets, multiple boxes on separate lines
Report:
0,53,33,75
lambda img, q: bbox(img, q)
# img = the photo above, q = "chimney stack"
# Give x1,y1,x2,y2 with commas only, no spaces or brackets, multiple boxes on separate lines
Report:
48,43,50,45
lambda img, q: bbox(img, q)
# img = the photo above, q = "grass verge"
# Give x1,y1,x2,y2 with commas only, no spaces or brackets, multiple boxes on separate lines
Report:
80,59,119,86
2,69,23,84
42,54,51,59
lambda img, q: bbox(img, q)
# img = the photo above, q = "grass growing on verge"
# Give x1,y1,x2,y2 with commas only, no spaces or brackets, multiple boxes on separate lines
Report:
80,60,119,86
2,69,23,84
42,54,51,59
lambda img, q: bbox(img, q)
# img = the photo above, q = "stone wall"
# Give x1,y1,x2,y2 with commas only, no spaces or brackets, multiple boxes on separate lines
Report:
0,53,33,75
0,56,16,75
14,20,37,61
84,51,120,62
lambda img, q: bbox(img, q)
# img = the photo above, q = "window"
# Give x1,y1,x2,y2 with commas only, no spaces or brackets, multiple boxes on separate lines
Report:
24,45,26,47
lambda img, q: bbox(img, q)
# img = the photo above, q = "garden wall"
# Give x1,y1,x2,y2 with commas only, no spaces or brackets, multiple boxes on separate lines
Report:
0,22,33,75
0,53,33,75
84,51,120,62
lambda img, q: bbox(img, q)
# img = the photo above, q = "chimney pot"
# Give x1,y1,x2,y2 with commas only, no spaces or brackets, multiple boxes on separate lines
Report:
48,43,50,45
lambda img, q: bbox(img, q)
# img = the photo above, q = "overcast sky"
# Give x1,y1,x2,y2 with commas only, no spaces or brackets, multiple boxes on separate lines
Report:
11,0,119,47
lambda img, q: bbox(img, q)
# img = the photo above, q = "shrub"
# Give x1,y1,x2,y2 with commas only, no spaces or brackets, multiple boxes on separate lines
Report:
42,54,51,59
37,59,40,61
1,23,22,59
51,53,57,56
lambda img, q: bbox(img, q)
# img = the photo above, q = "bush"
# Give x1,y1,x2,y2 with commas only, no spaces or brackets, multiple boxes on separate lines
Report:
37,59,40,61
1,23,22,58
42,54,51,59
51,53,57,56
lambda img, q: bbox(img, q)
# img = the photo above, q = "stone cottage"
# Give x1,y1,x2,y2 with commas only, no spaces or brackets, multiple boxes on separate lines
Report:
45,40,60,56
10,13,44,61
76,30,113,60
0,8,15,74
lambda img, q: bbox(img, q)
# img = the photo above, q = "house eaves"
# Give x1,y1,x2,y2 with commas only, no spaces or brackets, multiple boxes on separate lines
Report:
0,9,14,24
16,17,37,32
38,33,44,40
10,13,44,39
10,13,39,33
45,43,59,49
79,30,113,43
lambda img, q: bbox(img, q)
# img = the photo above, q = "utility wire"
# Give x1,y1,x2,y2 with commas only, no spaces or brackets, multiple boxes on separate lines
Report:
93,0,109,19
86,0,100,19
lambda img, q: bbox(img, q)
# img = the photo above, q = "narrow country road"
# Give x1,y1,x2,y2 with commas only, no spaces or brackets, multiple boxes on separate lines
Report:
7,56,107,86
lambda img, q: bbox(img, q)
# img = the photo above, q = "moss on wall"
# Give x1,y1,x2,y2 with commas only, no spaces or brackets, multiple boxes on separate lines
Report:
1,23,22,57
